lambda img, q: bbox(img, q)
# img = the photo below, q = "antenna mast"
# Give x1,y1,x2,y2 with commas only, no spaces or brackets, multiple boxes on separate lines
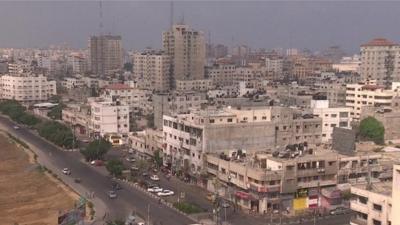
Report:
170,1,174,28
99,1,104,35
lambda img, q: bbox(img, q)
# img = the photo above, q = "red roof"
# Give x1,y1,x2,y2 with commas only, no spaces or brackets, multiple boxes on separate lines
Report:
104,83,132,90
361,38,398,47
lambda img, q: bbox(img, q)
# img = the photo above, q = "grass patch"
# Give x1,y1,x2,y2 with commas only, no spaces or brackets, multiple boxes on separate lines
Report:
173,202,202,214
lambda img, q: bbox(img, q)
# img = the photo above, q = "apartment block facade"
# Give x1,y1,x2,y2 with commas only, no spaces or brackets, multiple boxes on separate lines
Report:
89,35,123,76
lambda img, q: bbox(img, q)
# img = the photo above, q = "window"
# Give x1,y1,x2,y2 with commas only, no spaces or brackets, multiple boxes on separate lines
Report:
330,124,337,128
262,116,267,120
373,219,381,225
227,118,233,123
331,114,337,118
209,119,215,123
373,204,382,211
339,112,348,118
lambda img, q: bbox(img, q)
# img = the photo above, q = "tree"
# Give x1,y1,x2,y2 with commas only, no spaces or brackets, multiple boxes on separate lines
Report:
359,116,385,145
47,103,65,120
154,150,163,168
137,159,149,172
80,138,111,161
106,159,124,177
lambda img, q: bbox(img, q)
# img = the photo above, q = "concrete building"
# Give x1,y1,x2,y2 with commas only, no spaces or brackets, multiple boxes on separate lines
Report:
0,73,56,102
360,38,400,87
61,77,86,90
311,99,352,143
315,82,347,107
153,92,207,129
206,63,236,87
163,24,206,87
68,53,88,74
89,35,123,76
265,56,283,77
89,98,130,137
333,55,361,73
128,129,163,157
346,80,397,120
175,79,214,92
132,49,171,92
162,106,322,175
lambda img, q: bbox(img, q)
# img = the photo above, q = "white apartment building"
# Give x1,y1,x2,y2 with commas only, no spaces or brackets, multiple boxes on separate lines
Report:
346,81,398,120
61,77,86,90
311,99,352,143
350,164,400,225
68,54,87,74
132,50,171,92
332,55,361,73
175,79,214,92
0,73,56,102
163,24,206,86
206,63,236,87
100,83,151,113
89,99,129,137
360,38,400,86
265,56,283,75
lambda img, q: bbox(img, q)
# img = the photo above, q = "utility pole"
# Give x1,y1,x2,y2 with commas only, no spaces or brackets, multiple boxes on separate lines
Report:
147,204,150,225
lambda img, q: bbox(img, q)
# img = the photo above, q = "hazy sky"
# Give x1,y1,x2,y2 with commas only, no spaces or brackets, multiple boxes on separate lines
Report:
0,1,400,53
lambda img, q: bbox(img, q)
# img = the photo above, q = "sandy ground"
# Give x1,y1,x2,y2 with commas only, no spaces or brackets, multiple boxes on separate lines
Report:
0,133,77,225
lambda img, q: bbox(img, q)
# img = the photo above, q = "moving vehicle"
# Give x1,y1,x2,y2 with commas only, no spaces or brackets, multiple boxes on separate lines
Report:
147,186,163,193
90,160,104,166
112,182,122,190
221,201,230,208
62,168,71,175
126,157,135,162
157,190,174,196
13,125,20,130
150,175,160,181
108,190,117,199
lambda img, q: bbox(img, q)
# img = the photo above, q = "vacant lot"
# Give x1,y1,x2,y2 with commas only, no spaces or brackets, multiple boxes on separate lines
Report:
0,133,76,225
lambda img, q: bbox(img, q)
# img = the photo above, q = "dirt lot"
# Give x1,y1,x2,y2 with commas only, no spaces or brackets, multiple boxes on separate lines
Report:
0,133,77,225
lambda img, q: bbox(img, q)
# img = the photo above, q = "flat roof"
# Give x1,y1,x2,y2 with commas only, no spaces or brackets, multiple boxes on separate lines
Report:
353,182,392,197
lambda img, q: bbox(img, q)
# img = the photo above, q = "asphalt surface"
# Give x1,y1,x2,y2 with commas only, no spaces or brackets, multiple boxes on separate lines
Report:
0,116,196,225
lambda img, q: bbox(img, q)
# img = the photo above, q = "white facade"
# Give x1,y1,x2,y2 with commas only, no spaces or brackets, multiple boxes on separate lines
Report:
89,99,129,136
175,79,214,92
265,57,283,75
332,55,361,73
311,99,352,142
61,77,86,90
346,81,396,120
0,74,56,102
207,64,236,86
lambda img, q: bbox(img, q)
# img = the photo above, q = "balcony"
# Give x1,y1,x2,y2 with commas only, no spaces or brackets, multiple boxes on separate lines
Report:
350,200,368,214
350,217,367,225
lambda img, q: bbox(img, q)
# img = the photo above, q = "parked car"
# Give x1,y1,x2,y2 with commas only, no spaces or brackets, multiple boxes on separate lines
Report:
128,149,135,154
150,175,160,181
62,168,71,175
157,190,174,196
13,125,20,130
108,190,117,199
125,215,135,225
91,160,104,166
126,157,135,162
329,207,350,215
142,172,149,177
147,186,163,193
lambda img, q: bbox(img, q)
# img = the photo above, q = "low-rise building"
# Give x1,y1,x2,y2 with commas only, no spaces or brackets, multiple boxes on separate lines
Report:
0,73,56,103
89,98,130,137
175,79,214,92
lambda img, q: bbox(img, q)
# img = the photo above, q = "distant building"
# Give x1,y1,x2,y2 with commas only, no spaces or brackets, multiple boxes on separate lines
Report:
332,55,361,73
360,38,400,87
89,35,123,76
163,24,206,87
175,79,214,92
132,49,171,92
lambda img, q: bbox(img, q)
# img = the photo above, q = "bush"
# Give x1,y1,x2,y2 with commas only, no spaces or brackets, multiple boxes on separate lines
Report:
37,121,76,149
359,117,385,145
173,202,202,214
106,159,124,177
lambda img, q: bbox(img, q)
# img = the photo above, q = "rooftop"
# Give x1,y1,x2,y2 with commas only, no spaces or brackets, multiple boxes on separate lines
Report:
104,83,132,90
353,181,392,197
361,38,398,47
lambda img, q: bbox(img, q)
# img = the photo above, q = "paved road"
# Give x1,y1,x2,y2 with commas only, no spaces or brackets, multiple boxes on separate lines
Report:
0,116,196,225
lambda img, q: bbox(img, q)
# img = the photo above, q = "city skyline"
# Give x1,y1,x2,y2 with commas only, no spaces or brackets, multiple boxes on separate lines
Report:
1,1,400,53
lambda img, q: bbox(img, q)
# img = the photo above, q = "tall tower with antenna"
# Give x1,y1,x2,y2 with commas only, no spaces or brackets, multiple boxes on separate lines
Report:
99,1,104,35
170,1,174,29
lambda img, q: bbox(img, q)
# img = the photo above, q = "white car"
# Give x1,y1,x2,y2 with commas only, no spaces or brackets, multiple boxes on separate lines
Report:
62,168,71,175
147,187,163,193
13,125,20,129
157,190,174,196
150,175,160,181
